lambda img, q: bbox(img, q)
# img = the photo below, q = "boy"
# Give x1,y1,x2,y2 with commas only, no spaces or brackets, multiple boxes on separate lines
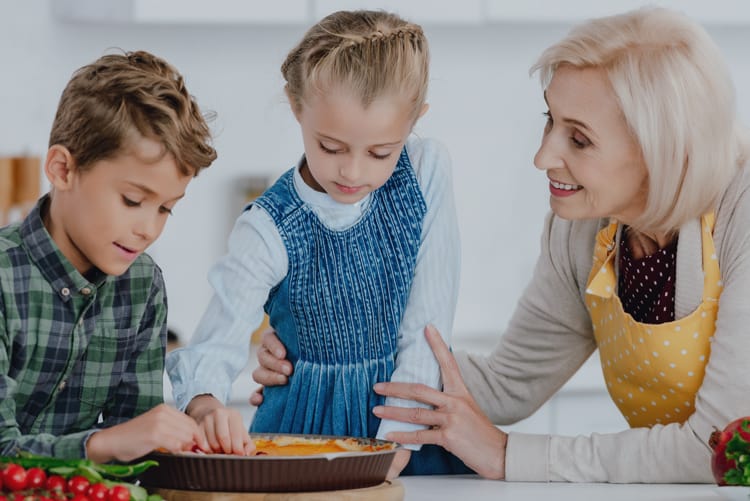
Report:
0,50,214,463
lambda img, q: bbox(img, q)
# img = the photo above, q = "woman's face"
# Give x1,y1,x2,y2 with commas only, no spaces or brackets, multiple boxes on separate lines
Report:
534,65,649,225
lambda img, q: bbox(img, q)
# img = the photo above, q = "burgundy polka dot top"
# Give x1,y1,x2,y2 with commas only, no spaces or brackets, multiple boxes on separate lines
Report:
618,230,678,324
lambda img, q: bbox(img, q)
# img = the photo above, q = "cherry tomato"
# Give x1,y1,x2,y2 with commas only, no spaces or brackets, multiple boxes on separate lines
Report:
45,474,66,492
67,475,90,495
2,464,27,491
88,483,109,501
71,495,91,501
25,466,47,489
107,485,131,501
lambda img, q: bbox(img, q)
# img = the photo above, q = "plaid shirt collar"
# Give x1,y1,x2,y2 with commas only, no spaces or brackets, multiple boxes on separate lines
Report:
19,194,109,303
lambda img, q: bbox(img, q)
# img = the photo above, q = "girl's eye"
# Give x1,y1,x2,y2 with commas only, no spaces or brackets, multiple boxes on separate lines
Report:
370,151,392,160
319,143,342,155
159,206,174,215
571,131,591,149
122,196,141,207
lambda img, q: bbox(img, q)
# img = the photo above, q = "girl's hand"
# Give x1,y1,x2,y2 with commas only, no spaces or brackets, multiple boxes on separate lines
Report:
372,325,508,480
186,394,255,456
86,403,210,463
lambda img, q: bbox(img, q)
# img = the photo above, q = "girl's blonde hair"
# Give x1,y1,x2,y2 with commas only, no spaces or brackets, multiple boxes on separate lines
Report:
531,7,750,235
282,10,429,121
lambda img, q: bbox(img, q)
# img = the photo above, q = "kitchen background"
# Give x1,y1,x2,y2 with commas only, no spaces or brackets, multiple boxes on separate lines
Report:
2,0,750,434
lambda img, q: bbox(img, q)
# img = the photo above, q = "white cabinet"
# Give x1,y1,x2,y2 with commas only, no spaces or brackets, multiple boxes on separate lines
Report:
485,0,750,25
54,0,750,26
314,0,484,25
53,0,309,24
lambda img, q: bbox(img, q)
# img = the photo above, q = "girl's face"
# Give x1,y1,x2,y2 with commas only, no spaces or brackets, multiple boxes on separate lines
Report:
293,85,422,204
534,65,649,226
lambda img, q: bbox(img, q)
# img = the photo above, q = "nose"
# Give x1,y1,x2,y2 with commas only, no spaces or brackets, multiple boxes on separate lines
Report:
134,214,163,242
533,132,566,172
338,156,362,183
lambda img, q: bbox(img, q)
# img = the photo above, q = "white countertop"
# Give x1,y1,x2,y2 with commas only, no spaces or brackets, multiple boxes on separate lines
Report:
399,476,741,501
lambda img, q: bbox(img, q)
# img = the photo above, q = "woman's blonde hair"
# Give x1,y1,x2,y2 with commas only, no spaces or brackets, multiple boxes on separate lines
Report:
282,10,429,121
531,7,749,235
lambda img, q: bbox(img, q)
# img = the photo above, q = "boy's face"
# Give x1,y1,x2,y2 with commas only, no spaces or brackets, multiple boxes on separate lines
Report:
47,136,192,276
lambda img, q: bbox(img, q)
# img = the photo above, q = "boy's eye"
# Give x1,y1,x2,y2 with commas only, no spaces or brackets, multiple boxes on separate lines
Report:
122,196,141,207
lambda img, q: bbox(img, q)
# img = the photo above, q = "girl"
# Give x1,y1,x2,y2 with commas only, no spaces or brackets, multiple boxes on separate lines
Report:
167,10,467,475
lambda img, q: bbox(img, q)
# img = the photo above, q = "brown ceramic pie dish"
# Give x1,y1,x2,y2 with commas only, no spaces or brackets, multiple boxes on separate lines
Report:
135,434,400,493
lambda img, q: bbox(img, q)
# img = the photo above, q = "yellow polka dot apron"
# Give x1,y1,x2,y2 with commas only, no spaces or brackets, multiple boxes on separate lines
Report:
584,214,721,427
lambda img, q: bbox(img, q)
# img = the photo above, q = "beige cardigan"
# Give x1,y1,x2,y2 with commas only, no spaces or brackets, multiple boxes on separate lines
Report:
455,164,750,482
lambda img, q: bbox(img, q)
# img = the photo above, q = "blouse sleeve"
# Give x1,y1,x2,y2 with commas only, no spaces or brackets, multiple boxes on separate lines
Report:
375,137,461,447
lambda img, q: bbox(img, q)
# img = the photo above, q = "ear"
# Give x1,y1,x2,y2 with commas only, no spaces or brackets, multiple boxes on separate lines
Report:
44,145,77,191
417,103,430,120
285,87,303,123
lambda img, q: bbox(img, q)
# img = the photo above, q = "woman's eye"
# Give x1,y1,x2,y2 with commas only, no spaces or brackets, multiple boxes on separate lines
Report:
159,206,174,215
122,196,141,207
571,131,591,149
543,111,553,132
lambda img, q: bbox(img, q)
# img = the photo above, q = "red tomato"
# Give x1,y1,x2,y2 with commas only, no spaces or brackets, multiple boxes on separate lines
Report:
107,485,131,501
25,466,47,489
45,474,66,492
71,495,91,501
2,464,27,491
709,416,750,485
67,475,90,495
88,483,109,501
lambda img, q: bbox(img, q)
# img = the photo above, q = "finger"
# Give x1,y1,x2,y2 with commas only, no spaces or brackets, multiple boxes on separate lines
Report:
424,324,466,390
257,347,293,377
386,449,411,480
252,366,289,386
372,404,445,428
201,416,221,452
261,329,286,358
373,381,449,408
229,418,251,456
249,386,264,406
386,427,443,447
213,414,234,454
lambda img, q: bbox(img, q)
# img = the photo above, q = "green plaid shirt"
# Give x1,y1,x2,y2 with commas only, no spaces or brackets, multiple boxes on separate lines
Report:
0,196,167,458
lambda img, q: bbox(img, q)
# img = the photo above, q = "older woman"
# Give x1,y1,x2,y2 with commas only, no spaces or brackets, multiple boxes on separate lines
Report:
252,7,750,482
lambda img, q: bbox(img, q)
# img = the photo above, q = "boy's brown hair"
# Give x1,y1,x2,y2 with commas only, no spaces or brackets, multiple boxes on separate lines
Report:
49,50,216,176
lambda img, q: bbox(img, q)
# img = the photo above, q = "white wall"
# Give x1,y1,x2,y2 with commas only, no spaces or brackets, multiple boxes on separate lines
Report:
2,1,750,355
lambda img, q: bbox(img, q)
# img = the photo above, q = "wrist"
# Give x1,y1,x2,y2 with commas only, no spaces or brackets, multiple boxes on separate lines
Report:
85,429,114,464
486,428,508,480
186,394,222,421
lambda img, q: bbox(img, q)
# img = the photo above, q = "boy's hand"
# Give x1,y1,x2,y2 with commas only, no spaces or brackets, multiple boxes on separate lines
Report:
86,403,209,463
186,394,255,456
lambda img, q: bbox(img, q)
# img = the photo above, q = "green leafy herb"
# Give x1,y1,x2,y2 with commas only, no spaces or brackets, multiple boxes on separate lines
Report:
724,419,750,485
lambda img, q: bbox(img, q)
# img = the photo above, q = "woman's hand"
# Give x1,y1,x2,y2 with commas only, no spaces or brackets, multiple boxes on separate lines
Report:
186,394,256,455
249,328,293,406
387,449,412,479
86,403,210,463
372,325,508,480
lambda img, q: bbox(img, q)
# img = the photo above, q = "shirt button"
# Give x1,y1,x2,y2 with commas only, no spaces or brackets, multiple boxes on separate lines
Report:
61,287,70,297
81,287,91,295
57,380,67,392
